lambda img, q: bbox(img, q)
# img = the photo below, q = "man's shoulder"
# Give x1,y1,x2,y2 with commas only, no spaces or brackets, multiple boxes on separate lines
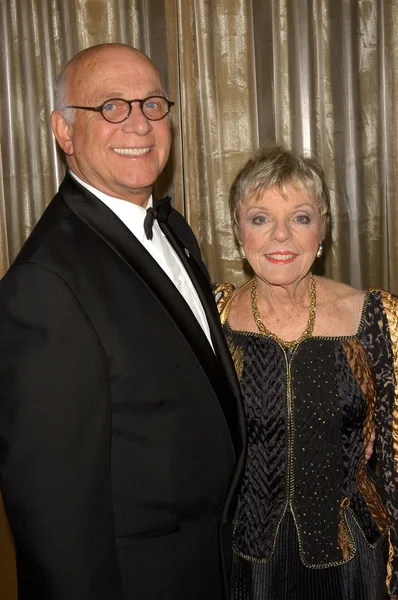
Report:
6,188,99,279
9,194,68,264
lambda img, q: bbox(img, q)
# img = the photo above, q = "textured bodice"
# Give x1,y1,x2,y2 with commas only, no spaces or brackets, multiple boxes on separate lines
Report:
215,286,398,596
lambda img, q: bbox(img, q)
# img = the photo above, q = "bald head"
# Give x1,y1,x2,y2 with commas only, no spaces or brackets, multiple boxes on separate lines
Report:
54,43,162,122
50,42,172,205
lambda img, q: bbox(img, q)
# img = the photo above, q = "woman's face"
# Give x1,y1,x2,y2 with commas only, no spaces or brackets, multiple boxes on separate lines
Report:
237,184,324,288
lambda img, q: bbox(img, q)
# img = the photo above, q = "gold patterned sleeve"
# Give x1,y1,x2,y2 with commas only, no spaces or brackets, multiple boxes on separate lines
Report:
380,291,398,474
211,282,235,318
377,291,398,597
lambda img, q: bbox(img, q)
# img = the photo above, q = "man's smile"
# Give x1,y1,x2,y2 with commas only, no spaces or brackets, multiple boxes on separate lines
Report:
112,147,151,156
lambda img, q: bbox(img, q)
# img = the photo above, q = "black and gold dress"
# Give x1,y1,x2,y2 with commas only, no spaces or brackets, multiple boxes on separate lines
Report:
215,284,398,600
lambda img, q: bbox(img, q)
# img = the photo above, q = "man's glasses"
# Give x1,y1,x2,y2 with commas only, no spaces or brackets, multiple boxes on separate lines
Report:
62,96,175,123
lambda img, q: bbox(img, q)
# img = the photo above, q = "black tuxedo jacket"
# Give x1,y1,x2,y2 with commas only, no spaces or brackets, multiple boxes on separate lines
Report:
0,173,246,600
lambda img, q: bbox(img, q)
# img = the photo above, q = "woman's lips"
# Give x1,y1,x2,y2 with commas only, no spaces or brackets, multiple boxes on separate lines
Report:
265,252,297,264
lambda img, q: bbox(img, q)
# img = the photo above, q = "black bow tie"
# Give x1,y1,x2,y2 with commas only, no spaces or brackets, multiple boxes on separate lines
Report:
144,196,172,240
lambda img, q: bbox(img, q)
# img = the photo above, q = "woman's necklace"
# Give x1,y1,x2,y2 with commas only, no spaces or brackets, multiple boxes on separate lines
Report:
250,273,316,349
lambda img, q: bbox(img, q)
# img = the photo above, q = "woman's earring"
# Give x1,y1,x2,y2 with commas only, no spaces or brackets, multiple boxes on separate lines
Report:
239,246,246,260
316,242,324,258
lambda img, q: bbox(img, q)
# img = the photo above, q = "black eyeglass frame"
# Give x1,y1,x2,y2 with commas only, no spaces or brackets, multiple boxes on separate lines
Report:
62,96,175,123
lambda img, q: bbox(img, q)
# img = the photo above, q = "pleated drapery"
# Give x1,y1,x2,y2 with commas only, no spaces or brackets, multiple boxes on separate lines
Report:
2,0,398,290
1,1,398,598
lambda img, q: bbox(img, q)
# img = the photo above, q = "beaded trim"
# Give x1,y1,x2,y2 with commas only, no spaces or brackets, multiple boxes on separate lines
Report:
251,273,316,349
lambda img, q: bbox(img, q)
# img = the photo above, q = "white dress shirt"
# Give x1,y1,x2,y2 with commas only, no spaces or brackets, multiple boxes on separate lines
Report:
70,172,214,349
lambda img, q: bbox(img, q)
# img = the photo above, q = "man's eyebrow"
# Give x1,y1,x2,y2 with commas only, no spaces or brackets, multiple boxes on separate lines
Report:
95,89,167,102
145,89,167,97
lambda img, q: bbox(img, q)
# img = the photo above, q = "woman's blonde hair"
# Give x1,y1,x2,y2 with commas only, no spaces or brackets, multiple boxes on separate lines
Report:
229,142,330,237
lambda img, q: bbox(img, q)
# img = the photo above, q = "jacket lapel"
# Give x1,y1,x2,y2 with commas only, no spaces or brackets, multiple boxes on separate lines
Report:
159,220,246,459
59,174,223,397
160,220,247,524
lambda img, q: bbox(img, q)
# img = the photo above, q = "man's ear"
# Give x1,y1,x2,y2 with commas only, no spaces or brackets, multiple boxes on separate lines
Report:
50,110,74,155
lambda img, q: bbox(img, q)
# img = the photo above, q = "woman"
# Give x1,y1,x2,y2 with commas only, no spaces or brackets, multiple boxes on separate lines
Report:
214,144,398,599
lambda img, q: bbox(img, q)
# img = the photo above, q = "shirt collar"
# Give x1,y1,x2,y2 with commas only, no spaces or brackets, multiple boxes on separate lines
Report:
69,170,153,242
69,170,153,209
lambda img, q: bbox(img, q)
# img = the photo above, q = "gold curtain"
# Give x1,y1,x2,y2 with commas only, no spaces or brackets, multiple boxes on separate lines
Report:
1,1,398,597
2,0,398,289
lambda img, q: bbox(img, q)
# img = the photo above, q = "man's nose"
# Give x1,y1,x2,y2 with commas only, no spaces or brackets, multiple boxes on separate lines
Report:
121,103,152,135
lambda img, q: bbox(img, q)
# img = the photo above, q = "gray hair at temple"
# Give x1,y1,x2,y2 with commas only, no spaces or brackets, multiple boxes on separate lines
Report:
229,143,331,238
53,70,73,125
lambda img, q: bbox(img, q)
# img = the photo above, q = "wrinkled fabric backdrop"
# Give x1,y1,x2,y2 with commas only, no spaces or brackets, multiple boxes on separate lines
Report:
1,0,397,598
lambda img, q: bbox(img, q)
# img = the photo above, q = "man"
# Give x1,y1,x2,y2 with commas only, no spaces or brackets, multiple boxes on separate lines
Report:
0,43,245,600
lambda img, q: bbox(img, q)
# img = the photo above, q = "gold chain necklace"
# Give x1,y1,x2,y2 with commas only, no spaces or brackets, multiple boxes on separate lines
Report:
250,273,316,349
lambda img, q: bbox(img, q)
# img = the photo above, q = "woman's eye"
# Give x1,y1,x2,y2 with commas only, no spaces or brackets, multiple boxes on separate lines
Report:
251,215,267,225
295,214,310,224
